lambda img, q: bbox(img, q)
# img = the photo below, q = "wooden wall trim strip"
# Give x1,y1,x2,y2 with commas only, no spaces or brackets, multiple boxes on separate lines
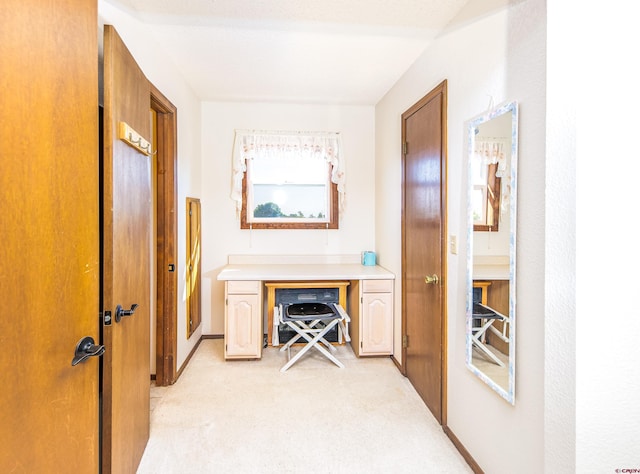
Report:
442,425,484,474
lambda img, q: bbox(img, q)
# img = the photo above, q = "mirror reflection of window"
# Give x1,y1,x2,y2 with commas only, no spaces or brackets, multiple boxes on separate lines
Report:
472,186,487,224
472,129,509,231
471,156,489,225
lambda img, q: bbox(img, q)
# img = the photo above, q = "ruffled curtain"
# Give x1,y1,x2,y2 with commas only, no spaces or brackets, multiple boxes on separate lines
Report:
231,130,345,217
473,141,507,177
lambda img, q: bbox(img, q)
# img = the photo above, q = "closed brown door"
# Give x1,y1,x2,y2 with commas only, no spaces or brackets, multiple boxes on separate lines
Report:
101,25,152,473
401,81,447,424
0,0,100,472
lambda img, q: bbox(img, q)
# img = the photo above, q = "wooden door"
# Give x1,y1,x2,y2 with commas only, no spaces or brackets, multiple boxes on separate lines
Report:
186,197,202,337
0,0,100,472
401,81,448,424
101,25,152,473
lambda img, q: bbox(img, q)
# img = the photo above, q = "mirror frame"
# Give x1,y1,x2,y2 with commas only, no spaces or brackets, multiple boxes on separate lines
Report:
465,100,518,405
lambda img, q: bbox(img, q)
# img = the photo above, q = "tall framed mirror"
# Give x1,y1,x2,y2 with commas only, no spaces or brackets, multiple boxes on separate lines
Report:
465,101,518,404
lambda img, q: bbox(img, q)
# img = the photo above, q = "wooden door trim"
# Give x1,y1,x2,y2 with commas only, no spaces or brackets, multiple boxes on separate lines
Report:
400,79,448,425
441,80,448,427
150,83,178,386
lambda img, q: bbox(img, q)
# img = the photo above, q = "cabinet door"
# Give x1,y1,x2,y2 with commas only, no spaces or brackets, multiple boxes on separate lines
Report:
225,294,261,358
361,292,393,355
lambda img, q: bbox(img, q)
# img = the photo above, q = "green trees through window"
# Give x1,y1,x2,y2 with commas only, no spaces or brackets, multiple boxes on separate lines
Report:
253,202,325,219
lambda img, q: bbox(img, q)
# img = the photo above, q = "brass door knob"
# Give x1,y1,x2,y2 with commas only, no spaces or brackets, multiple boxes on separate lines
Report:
424,274,439,285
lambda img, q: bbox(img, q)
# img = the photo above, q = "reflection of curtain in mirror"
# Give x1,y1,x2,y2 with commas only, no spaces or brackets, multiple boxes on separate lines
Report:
474,139,510,220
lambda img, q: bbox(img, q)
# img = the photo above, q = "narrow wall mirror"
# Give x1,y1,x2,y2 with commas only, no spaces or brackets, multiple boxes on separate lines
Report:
465,101,518,404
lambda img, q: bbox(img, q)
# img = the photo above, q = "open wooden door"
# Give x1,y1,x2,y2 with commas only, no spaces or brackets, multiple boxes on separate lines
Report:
0,0,100,472
401,81,448,424
101,25,152,473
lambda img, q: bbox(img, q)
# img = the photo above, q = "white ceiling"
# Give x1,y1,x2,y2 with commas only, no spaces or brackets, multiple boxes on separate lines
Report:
104,0,479,105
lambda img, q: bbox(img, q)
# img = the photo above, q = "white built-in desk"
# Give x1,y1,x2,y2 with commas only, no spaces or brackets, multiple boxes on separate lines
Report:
217,263,394,282
217,255,395,360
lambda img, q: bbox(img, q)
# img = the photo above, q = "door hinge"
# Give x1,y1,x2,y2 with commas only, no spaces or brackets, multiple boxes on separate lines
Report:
403,142,408,155
402,334,408,348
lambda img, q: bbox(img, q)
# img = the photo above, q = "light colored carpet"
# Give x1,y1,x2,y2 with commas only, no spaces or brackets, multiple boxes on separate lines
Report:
138,339,472,474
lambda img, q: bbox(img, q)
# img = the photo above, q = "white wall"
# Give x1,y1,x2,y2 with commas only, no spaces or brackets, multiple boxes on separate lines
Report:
375,1,548,472
200,102,375,335
98,1,203,371
545,0,575,471
574,1,640,472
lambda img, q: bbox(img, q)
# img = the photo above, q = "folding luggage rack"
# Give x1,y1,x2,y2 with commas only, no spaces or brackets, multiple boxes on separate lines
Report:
273,287,342,345
471,286,509,367
277,301,350,372
272,287,350,372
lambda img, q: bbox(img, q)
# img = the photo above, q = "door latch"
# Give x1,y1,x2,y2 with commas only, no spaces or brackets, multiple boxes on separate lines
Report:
115,303,138,323
71,336,105,366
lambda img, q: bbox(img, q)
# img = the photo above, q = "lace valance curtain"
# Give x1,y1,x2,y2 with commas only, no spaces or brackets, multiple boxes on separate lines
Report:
231,130,345,217
473,140,508,178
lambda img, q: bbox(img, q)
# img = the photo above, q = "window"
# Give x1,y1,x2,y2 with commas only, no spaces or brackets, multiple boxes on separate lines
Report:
231,130,345,229
471,138,507,232
471,161,500,231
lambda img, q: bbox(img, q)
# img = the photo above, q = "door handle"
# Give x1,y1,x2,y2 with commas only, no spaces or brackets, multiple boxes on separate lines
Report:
424,274,439,285
71,336,105,366
115,303,138,323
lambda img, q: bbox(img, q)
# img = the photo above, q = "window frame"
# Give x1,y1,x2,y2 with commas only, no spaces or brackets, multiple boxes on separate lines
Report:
240,167,339,230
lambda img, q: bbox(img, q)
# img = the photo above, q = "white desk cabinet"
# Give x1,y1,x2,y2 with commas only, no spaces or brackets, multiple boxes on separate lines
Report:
224,280,262,359
349,279,394,356
218,256,396,361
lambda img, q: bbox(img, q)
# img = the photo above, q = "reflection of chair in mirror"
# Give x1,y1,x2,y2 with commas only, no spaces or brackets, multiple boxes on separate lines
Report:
472,287,507,367
278,302,350,372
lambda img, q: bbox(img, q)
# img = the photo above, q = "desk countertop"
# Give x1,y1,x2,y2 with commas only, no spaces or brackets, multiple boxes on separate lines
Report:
472,255,510,280
217,263,395,281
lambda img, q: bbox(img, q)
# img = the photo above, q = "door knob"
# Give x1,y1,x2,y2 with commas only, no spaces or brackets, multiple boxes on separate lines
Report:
115,303,138,323
424,274,439,285
71,336,105,366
